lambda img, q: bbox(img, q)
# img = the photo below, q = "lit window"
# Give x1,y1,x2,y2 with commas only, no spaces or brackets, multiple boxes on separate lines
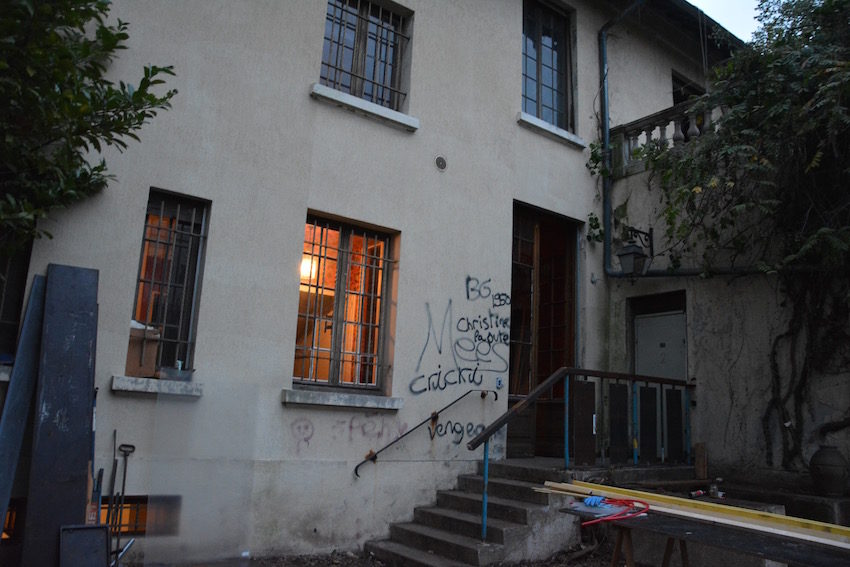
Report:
126,191,208,379
522,0,574,131
294,216,392,388
320,0,411,111
99,495,181,535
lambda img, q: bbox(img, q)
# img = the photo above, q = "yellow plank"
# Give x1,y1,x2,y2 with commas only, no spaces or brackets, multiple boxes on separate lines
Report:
553,480,850,542
544,481,850,551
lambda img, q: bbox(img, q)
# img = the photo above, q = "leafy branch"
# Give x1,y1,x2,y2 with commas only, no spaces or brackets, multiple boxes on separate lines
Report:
0,0,177,252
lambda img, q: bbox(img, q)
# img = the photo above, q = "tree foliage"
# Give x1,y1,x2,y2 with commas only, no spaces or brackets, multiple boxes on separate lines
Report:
645,0,850,469
0,0,176,252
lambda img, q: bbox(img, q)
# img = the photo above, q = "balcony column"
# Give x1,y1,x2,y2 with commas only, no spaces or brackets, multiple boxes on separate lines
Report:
628,130,640,163
673,117,686,144
687,112,701,138
657,122,668,148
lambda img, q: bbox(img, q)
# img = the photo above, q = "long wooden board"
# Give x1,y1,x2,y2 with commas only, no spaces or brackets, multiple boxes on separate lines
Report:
541,480,850,550
571,480,850,540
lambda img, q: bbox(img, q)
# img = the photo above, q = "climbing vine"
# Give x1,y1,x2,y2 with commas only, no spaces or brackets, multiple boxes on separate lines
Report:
642,0,850,469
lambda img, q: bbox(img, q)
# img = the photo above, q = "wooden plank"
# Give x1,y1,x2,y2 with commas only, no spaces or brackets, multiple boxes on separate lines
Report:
572,380,595,465
639,386,657,462
694,442,707,479
648,503,850,551
562,504,850,567
608,383,629,463
665,389,684,462
21,265,99,567
0,276,45,522
548,480,850,544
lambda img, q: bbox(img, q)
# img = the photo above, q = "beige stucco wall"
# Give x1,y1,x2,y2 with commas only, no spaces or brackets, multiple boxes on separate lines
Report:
606,169,850,484
26,0,719,562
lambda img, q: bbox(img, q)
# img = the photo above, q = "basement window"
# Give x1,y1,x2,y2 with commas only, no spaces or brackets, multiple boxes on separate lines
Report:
99,495,181,536
2,498,22,544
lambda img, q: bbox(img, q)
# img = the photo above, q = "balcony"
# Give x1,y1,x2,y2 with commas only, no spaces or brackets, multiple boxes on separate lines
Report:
611,101,710,178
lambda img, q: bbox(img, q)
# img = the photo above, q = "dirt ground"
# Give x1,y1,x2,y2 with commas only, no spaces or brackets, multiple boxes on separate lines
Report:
250,528,615,567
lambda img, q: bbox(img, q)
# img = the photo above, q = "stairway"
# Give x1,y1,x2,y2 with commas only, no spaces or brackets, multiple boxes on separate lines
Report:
364,459,582,566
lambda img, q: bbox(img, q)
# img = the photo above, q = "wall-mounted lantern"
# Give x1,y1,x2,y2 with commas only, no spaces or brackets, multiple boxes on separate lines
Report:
616,226,654,277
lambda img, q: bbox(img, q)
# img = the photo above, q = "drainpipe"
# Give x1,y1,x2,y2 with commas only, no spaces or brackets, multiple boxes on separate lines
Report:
599,1,647,279
599,3,760,279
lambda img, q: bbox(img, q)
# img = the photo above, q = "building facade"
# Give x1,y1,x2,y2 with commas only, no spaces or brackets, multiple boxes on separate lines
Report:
13,0,773,562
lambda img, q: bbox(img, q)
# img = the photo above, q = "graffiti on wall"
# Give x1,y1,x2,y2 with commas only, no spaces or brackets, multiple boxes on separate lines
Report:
410,276,510,395
427,420,486,445
288,413,409,455
290,418,314,455
331,413,409,444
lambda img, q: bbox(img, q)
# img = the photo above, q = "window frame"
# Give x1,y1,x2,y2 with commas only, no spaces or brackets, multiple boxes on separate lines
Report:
522,0,576,133
293,215,394,392
127,189,209,379
319,0,412,112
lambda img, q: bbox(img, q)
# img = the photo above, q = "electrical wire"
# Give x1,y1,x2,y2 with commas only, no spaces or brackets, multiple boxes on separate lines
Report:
580,497,651,527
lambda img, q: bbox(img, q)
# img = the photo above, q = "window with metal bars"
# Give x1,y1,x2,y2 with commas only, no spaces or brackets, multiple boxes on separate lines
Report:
320,0,411,111
294,216,391,389
127,191,208,379
522,0,575,132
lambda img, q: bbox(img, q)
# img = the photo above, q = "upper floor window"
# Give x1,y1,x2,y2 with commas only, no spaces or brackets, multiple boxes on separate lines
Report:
320,0,411,111
294,216,392,389
522,0,574,132
126,190,208,379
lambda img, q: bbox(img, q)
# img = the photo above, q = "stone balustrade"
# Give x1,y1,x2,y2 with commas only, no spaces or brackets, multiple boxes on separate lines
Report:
610,101,710,177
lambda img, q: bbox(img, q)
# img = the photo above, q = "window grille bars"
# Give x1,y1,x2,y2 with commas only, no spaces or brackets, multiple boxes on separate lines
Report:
320,0,409,110
522,0,573,131
131,192,208,375
294,217,391,388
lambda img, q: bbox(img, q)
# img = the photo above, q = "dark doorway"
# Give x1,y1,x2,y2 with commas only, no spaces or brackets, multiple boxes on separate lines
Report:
507,203,576,457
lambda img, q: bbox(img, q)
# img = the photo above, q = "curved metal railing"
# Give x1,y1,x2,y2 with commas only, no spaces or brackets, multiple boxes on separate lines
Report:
353,388,498,478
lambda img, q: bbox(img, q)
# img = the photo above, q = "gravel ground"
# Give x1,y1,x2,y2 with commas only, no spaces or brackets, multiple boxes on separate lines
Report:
250,528,615,567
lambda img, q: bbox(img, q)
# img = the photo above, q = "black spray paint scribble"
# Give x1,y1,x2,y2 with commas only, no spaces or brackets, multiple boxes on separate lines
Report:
291,418,314,454
410,276,511,395
428,420,486,445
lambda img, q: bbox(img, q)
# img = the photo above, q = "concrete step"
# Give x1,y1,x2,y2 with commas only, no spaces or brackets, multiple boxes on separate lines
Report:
389,522,505,566
364,539,470,567
435,489,540,525
477,459,572,484
457,474,551,505
413,506,528,545
605,464,696,484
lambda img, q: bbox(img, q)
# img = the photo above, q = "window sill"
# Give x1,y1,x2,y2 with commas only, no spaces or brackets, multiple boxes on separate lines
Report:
516,111,587,149
310,83,419,132
111,375,203,398
281,387,403,411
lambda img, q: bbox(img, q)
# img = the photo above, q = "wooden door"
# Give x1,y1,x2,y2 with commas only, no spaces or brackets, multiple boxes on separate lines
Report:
507,204,576,457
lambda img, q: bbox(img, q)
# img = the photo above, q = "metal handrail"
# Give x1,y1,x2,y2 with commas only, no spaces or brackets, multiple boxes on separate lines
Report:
467,367,693,451
466,366,694,541
353,388,498,478
467,367,571,451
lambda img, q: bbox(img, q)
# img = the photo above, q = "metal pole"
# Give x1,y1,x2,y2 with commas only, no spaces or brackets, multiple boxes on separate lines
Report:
481,440,489,541
563,374,570,470
684,387,692,464
632,382,639,465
